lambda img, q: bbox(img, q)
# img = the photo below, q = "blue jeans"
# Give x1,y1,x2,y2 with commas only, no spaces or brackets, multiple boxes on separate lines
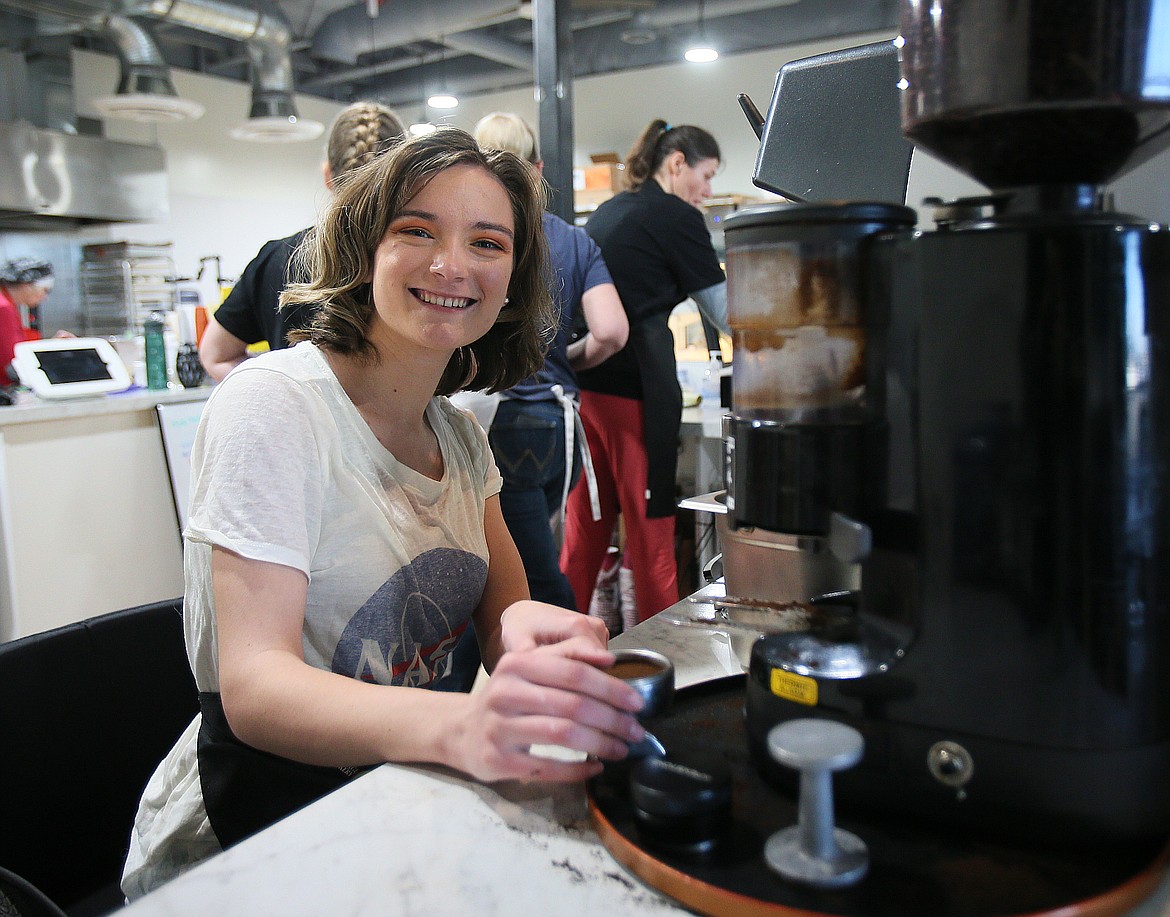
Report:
489,398,582,611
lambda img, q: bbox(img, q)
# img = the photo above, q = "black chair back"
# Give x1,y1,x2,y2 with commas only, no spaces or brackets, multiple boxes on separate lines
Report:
0,599,197,914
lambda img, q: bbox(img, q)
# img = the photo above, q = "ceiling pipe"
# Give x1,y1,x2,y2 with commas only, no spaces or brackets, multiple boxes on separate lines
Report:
303,46,449,91
442,29,533,71
639,0,803,30
312,0,522,66
310,0,811,97
0,0,320,139
314,0,804,68
306,6,640,93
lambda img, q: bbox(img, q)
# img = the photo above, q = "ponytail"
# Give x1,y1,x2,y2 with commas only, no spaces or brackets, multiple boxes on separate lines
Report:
622,119,720,191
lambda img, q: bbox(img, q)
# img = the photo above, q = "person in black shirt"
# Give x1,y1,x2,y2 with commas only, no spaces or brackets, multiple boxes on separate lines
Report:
199,102,405,381
561,119,728,622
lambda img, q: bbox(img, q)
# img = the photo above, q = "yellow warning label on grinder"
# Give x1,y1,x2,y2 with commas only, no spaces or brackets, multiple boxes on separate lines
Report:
770,668,818,706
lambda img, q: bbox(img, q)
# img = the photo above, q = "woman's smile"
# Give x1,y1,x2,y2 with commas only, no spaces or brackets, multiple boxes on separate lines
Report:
412,288,476,310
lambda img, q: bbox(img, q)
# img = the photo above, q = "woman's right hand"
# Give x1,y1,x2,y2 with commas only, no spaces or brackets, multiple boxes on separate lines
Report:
447,638,646,783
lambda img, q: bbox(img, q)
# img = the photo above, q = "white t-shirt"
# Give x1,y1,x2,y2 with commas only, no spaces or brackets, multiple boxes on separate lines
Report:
122,342,502,898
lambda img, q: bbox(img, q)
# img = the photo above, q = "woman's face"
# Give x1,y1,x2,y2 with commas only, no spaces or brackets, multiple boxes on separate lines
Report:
368,163,515,358
671,155,719,208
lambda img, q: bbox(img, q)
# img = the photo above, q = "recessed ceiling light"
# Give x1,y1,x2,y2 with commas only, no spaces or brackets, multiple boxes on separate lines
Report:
409,122,437,136
684,46,719,63
426,94,459,110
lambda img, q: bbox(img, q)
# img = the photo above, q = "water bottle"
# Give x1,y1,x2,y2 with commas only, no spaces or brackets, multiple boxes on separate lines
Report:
144,311,168,391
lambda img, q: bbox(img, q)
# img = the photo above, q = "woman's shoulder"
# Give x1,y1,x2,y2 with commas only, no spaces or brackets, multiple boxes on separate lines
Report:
543,213,600,257
200,346,342,456
656,190,705,219
213,344,333,408
233,341,323,376
431,395,494,470
433,394,483,437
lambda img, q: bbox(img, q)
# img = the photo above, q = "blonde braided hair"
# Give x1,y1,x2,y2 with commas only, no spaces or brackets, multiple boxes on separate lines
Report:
326,101,407,182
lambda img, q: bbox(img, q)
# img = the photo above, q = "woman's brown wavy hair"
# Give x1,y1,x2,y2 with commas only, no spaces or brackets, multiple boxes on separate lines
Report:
283,127,555,396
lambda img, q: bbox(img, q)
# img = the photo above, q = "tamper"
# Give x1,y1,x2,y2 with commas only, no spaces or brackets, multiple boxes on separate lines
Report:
763,718,868,889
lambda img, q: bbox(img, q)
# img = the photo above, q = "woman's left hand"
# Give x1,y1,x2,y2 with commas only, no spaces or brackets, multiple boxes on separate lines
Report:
499,599,612,658
448,630,645,783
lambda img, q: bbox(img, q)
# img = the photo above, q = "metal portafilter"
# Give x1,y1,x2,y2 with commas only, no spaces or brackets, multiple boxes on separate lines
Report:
529,649,674,764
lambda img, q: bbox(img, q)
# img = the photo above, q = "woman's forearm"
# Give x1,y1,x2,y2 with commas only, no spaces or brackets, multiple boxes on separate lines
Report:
567,332,616,371
220,648,472,769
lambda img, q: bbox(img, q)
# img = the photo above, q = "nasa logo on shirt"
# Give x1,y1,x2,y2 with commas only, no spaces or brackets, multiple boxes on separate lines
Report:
331,547,487,687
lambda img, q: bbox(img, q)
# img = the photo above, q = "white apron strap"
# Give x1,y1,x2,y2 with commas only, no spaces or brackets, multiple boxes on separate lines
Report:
551,385,601,532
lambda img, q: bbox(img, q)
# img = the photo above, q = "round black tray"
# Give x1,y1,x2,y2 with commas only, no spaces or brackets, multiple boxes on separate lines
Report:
587,676,1169,917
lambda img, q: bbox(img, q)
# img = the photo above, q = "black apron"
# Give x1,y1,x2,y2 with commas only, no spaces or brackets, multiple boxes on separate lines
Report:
630,316,683,519
197,692,356,849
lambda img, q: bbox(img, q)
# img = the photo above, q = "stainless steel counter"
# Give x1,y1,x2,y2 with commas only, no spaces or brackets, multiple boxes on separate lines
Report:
0,385,209,427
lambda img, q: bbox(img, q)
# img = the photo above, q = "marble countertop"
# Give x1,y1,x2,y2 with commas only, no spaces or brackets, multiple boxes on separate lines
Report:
0,385,211,427
122,587,1170,916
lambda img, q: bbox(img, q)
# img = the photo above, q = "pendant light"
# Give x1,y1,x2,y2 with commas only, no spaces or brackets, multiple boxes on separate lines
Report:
409,54,438,134
426,42,459,110
684,0,719,63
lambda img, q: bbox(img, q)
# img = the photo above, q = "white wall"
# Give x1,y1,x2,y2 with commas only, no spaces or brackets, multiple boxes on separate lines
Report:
426,29,897,202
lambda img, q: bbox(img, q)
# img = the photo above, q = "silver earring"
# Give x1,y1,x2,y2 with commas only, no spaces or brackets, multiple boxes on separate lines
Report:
504,297,510,305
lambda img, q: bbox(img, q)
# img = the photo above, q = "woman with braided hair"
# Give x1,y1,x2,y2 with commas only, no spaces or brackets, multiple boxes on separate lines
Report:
199,101,406,381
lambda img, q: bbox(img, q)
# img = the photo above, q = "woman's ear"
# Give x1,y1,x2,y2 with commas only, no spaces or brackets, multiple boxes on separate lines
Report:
322,161,334,191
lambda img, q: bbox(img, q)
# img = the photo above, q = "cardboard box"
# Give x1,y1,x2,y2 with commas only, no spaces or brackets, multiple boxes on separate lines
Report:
573,162,624,211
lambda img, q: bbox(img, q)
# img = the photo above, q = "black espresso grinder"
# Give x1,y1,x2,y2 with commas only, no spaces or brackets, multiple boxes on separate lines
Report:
740,0,1170,845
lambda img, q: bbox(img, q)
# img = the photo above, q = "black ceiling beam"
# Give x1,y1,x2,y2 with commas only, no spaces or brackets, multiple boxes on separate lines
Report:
533,0,574,223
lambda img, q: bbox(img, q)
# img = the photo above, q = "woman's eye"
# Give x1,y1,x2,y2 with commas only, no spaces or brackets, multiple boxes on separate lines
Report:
398,226,432,238
473,238,506,251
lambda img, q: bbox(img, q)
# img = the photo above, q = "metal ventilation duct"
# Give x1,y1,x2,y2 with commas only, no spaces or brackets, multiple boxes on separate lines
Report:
125,0,322,140
91,14,205,121
312,0,523,66
0,0,319,140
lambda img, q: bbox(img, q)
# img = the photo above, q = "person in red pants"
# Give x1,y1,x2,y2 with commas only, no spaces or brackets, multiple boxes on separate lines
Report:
560,120,728,624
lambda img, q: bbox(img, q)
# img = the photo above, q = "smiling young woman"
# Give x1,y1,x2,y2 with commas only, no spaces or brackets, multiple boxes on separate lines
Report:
121,129,649,900
285,129,554,396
